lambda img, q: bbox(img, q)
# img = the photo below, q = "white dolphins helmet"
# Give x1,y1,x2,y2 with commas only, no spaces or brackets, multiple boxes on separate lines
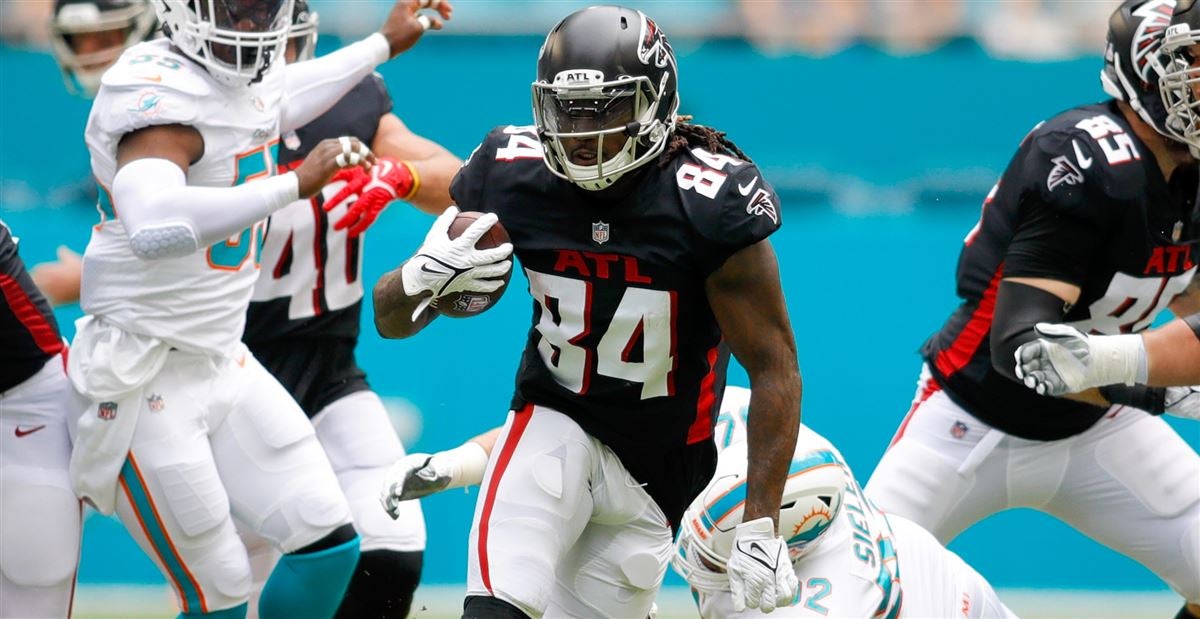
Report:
672,433,848,593
152,0,292,87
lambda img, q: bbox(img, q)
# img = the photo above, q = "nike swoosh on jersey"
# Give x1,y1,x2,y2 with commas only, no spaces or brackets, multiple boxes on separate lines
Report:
1071,140,1093,169
738,176,760,196
14,425,47,438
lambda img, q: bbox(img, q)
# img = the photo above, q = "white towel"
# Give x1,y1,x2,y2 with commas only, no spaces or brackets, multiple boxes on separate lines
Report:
67,315,172,514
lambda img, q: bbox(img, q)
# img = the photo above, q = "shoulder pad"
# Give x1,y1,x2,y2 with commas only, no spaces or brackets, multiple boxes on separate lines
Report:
101,41,211,97
675,147,779,241
1027,130,1143,205
92,44,205,137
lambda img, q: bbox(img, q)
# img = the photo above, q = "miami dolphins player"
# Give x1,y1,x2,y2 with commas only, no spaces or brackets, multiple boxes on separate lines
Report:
68,1,452,617
673,391,1015,618
383,386,1014,618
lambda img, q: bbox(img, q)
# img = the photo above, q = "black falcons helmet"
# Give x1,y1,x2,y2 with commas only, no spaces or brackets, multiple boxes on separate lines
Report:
532,6,681,191
1101,0,1177,137
1158,0,1200,153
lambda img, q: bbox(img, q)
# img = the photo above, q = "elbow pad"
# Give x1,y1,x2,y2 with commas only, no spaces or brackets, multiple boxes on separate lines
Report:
113,158,199,260
113,157,298,260
990,280,1071,382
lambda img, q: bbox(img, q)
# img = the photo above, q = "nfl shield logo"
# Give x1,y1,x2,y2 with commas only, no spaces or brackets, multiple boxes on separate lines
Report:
98,401,118,421
950,421,968,439
147,394,164,413
592,221,610,245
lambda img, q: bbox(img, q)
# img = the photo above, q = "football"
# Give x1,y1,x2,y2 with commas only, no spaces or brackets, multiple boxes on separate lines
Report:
430,211,512,318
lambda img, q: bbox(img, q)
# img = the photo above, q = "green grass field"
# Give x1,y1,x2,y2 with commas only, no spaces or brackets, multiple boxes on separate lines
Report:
72,584,1181,618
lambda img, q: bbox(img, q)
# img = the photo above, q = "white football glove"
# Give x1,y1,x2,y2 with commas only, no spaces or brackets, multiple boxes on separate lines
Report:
380,453,451,519
400,206,513,319
726,517,797,614
1165,386,1200,420
1015,323,1146,396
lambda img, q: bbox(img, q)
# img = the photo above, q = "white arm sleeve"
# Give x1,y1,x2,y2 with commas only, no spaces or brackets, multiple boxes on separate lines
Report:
113,158,299,260
279,33,391,132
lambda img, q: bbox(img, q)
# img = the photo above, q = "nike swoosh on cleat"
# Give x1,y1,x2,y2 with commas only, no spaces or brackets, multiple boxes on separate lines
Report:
14,425,47,438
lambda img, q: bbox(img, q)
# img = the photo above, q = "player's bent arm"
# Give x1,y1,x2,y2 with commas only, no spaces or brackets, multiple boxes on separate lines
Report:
372,265,439,338
705,239,800,526
371,113,460,215
280,34,391,132
114,127,370,260
1142,316,1200,385
990,277,1110,405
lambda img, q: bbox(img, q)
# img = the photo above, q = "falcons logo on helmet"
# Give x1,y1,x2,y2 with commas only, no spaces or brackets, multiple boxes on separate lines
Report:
1131,0,1176,81
1046,155,1085,191
637,12,674,69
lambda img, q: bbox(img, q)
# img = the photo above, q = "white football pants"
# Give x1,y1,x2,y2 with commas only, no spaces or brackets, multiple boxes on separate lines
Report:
866,365,1200,605
0,354,80,619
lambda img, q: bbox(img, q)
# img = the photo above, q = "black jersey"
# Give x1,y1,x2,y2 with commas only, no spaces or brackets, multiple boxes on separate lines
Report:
923,101,1199,441
244,73,392,345
0,221,64,392
243,74,391,415
450,125,782,522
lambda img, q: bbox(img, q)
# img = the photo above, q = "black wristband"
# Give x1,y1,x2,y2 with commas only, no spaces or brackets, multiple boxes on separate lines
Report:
1185,313,1200,341
1099,384,1167,414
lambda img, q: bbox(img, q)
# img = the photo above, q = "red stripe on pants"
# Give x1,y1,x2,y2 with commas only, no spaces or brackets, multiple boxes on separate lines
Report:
478,404,535,594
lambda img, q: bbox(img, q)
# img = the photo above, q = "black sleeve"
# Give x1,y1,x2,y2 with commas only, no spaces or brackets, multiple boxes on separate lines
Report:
1186,313,1200,341
989,280,1071,382
688,160,782,276
1004,132,1115,285
449,129,497,211
366,73,394,116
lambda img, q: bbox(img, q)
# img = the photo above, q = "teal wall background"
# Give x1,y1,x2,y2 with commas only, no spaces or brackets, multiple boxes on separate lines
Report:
2,35,1196,595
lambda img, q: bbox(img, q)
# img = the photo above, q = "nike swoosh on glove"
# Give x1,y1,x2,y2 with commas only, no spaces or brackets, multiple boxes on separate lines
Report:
324,158,417,237
400,206,513,319
379,453,451,519
726,516,798,614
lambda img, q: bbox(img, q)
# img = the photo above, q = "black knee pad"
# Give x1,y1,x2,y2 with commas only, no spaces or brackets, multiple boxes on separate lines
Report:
334,549,422,619
294,523,359,555
1175,604,1200,619
462,595,530,619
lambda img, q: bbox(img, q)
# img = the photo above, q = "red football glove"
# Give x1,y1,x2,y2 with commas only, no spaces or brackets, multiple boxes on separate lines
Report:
325,157,419,237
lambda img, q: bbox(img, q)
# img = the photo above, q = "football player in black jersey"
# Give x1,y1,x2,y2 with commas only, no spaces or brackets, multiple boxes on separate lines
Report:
0,221,78,618
864,2,1200,617
372,6,802,617
238,3,461,618
1017,1,1200,409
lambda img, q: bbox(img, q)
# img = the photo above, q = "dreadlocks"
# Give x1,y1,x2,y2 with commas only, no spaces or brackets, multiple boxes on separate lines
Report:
658,115,752,167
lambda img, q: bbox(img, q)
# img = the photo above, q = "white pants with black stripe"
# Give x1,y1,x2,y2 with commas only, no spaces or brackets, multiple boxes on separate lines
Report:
865,364,1200,605
466,405,672,619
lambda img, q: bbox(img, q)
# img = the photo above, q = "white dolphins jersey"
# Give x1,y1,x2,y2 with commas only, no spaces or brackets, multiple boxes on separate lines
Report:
696,388,1007,618
81,39,283,357
703,387,901,618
